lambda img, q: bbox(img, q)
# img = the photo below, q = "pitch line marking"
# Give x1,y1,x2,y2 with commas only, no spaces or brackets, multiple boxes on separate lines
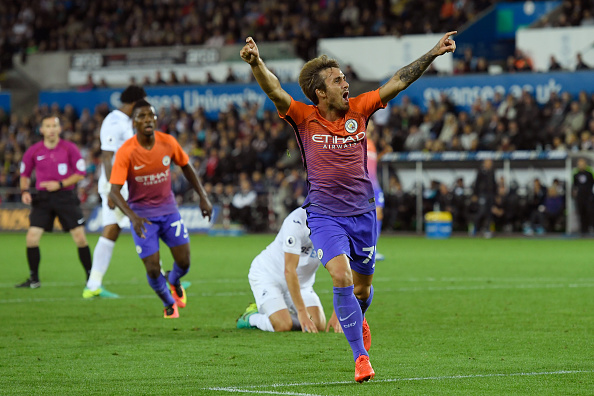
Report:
206,388,322,395
2,282,594,304
207,370,592,394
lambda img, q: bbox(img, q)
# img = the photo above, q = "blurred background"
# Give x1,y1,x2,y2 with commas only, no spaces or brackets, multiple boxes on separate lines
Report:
1,0,594,237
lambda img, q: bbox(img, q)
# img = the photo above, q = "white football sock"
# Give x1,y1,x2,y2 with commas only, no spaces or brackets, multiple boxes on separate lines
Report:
86,237,115,290
249,313,275,332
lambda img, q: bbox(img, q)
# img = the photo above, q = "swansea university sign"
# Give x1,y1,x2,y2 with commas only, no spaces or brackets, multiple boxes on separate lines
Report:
39,83,309,121
389,70,594,112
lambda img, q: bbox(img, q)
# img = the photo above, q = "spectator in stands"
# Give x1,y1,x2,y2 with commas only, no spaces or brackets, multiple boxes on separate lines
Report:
544,185,565,232
225,67,237,83
404,125,427,151
276,139,301,170
79,74,97,91
548,55,564,71
523,178,548,236
491,187,506,234
384,176,414,231
563,101,587,135
572,158,594,235
343,65,359,82
231,178,257,231
154,71,166,85
168,71,180,85
575,52,591,70
471,159,497,238
438,113,459,147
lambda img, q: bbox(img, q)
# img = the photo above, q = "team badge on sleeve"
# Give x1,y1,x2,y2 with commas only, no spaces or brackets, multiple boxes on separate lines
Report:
345,119,358,134
76,159,86,172
317,249,323,260
286,236,296,247
162,156,171,166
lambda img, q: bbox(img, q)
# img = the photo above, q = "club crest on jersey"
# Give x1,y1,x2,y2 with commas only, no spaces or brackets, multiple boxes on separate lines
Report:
162,155,171,166
58,163,68,175
317,249,323,260
345,119,358,134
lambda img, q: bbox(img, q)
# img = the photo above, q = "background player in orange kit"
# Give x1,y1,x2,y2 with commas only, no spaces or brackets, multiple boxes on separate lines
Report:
109,99,212,318
241,32,456,382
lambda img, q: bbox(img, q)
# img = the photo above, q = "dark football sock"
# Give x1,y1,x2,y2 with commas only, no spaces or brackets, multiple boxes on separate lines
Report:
78,246,92,280
26,247,40,281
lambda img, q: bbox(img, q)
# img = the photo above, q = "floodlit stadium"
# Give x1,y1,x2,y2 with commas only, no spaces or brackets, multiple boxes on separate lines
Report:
0,1,593,394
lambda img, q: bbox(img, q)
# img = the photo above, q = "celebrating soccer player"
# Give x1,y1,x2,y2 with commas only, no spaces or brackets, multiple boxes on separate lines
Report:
108,100,213,318
240,32,456,382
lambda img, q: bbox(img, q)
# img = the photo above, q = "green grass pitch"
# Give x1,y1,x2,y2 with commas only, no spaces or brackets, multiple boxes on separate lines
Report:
0,232,593,395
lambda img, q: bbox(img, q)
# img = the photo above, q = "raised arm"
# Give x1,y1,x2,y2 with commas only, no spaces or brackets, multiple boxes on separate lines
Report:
379,31,457,104
240,37,291,116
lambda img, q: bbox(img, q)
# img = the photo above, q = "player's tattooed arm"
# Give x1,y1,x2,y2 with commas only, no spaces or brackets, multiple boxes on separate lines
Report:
395,51,436,85
379,31,456,103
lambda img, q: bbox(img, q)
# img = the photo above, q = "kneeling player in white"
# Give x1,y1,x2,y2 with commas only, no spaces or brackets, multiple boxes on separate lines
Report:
237,207,341,333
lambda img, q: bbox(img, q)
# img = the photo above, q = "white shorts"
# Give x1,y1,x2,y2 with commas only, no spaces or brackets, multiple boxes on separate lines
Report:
100,192,130,228
248,271,322,317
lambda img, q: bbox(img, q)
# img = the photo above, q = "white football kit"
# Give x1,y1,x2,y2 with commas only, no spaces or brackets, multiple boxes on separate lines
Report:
248,207,323,317
98,109,133,228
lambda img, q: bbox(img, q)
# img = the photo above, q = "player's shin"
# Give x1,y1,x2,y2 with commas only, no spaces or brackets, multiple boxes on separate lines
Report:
333,285,367,361
87,236,115,290
147,273,176,306
78,246,92,280
168,262,188,286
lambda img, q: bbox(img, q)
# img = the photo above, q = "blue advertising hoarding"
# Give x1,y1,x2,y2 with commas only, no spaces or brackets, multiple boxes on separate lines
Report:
0,92,10,112
390,70,594,113
40,83,309,120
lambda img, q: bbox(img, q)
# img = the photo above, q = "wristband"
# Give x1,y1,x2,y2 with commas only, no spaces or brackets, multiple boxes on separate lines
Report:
59,181,64,189
21,189,30,194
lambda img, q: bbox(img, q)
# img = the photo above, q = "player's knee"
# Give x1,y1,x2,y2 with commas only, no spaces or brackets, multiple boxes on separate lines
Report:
353,284,371,301
271,320,293,332
25,235,40,247
327,267,353,286
70,227,88,247
145,267,161,279
175,256,190,269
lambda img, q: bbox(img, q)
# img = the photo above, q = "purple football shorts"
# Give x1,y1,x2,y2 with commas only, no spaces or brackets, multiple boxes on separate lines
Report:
132,211,190,259
306,210,377,275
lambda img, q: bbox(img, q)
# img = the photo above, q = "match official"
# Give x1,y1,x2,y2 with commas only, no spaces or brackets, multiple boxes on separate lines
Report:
17,115,92,288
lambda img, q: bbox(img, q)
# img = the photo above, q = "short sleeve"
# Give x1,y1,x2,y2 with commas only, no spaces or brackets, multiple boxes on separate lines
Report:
280,217,304,256
349,89,386,117
110,145,130,185
100,115,123,152
282,98,315,125
68,143,86,176
20,148,34,178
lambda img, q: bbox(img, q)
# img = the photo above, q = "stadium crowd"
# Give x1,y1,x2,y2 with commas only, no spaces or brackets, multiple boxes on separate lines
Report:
1,85,594,233
1,0,573,69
